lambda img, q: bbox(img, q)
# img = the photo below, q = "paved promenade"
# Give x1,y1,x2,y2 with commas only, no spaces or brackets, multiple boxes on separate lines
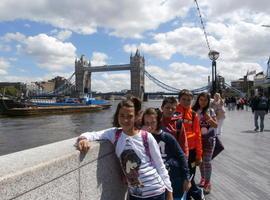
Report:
205,109,270,200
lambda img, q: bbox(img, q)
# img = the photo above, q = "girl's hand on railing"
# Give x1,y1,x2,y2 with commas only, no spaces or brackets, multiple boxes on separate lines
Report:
76,137,90,153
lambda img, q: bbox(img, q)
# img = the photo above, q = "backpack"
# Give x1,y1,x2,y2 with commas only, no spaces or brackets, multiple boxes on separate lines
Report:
257,97,268,110
114,129,153,164
172,111,196,140
165,113,184,141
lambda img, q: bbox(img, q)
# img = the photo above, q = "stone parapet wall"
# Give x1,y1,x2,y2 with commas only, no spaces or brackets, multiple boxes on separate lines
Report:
0,138,127,200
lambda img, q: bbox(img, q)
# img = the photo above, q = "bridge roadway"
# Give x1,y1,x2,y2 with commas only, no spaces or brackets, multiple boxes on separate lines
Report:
87,64,131,72
204,109,270,200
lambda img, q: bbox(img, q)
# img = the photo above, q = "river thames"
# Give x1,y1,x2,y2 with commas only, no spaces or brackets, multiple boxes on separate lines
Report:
0,100,162,156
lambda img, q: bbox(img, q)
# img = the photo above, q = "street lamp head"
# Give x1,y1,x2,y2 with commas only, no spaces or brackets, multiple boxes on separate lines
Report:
208,50,220,61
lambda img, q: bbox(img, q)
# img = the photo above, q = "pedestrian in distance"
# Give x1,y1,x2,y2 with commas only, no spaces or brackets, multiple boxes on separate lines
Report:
243,97,249,111
142,107,191,200
76,97,173,200
211,93,225,135
193,92,218,194
176,89,205,200
250,93,269,132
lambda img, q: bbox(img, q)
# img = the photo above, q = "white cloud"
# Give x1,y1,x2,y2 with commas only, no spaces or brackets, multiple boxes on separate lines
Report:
201,0,270,19
0,71,75,83
55,30,72,41
91,52,108,66
3,32,26,42
0,69,7,75
206,21,270,62
0,75,39,82
23,34,76,71
216,61,263,82
4,32,77,71
130,21,267,63
0,0,192,38
124,26,209,60
0,57,10,75
92,72,130,92
124,42,176,60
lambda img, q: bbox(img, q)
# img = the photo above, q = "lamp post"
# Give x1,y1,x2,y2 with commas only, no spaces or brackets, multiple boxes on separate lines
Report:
208,50,220,97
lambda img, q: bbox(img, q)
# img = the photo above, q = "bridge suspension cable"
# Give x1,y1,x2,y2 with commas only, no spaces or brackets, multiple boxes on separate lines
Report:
47,72,75,95
144,70,210,94
224,82,245,97
31,72,75,96
144,70,180,93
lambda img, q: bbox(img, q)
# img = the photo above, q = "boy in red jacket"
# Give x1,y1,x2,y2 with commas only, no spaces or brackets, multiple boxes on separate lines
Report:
161,97,189,157
176,89,204,200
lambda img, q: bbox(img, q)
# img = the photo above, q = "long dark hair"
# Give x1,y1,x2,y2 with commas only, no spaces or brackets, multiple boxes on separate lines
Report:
142,108,162,131
112,96,141,127
192,92,210,114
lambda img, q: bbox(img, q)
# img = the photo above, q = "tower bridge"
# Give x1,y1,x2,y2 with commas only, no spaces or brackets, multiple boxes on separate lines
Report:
75,50,145,99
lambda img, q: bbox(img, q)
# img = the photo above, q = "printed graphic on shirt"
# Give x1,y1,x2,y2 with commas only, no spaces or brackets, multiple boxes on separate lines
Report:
158,140,170,171
198,110,211,135
120,148,143,191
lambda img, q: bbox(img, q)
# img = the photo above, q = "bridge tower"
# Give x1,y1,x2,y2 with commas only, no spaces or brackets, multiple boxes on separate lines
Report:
75,55,91,97
130,49,145,100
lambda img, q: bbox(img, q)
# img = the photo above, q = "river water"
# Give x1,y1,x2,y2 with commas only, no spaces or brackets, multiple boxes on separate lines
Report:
0,100,162,156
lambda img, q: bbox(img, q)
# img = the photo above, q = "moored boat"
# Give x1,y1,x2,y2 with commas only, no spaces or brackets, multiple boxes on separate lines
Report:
31,97,112,110
0,97,106,116
1,105,103,116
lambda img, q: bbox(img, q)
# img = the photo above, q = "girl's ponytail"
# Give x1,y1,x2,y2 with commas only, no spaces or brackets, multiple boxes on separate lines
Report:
129,96,142,115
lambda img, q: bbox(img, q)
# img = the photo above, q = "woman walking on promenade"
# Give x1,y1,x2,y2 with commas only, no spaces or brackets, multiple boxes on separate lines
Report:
76,97,173,200
142,107,190,200
193,92,217,194
211,93,225,135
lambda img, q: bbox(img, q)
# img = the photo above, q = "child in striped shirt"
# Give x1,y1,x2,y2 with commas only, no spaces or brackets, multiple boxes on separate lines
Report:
77,97,173,200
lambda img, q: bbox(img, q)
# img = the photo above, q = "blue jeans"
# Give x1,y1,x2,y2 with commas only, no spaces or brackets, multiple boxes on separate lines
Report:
129,192,165,200
174,192,187,200
254,110,266,130
171,176,185,198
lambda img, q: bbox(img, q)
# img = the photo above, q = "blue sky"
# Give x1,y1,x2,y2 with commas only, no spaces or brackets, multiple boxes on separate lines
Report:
0,0,270,92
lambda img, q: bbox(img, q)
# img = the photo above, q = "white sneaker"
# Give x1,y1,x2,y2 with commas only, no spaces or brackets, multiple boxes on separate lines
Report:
200,188,205,200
